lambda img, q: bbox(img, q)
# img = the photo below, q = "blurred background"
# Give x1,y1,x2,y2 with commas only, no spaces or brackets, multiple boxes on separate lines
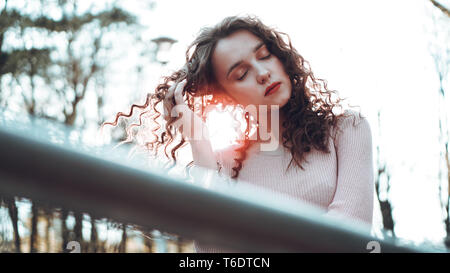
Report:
0,0,449,252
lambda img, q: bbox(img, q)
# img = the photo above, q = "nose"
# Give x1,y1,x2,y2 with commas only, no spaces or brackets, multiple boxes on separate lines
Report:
256,66,270,84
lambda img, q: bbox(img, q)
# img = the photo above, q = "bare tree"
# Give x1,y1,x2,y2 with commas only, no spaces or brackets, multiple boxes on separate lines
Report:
428,0,450,248
29,202,38,252
73,212,83,249
60,209,69,252
374,111,396,237
5,197,20,253
42,206,52,252
118,224,127,253
430,0,450,17
89,217,98,253
176,235,185,253
1,0,143,253
143,229,153,253
0,0,169,253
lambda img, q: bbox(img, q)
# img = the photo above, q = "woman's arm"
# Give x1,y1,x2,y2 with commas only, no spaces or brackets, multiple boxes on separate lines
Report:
326,111,374,226
162,79,218,171
191,137,219,170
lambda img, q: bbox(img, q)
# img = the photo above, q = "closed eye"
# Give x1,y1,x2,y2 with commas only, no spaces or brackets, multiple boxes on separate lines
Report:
236,52,270,81
237,70,248,81
260,53,271,60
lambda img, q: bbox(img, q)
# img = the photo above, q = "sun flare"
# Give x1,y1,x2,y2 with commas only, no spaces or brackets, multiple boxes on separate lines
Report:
205,104,257,151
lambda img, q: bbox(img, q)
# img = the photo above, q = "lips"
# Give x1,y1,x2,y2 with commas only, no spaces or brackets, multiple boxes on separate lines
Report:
265,82,281,96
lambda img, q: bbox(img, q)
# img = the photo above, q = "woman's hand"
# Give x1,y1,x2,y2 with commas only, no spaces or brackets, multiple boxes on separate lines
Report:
163,79,218,170
162,79,209,142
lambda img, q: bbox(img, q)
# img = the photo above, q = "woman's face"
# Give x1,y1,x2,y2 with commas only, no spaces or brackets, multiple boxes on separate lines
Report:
211,30,292,108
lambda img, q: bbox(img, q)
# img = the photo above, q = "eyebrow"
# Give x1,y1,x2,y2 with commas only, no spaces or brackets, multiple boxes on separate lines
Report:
226,42,265,79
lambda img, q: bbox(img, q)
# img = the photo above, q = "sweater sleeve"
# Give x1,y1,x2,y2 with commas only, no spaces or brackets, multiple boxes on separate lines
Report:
326,111,374,226
214,144,240,180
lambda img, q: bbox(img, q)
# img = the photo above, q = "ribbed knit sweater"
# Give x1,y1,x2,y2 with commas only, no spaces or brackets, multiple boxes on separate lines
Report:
194,110,374,252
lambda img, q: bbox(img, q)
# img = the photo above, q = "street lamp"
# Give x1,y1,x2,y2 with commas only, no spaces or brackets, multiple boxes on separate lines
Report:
151,36,177,65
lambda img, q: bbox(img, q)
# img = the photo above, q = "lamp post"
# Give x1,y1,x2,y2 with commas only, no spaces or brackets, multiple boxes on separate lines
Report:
150,35,178,252
151,36,177,66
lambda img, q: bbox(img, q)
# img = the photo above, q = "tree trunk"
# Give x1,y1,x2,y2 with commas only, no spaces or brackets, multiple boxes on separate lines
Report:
29,202,38,253
44,208,52,252
61,209,69,253
176,236,184,253
375,177,396,237
375,112,396,237
119,224,127,253
379,200,395,236
6,197,21,253
144,231,153,253
73,211,83,250
89,217,98,253
445,146,450,248
445,197,450,248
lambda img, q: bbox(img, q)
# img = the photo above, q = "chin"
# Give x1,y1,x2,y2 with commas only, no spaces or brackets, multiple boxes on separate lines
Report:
265,100,289,109
277,100,290,109
277,89,292,108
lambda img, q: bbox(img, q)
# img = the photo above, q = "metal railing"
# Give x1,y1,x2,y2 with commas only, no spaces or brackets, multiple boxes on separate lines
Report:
0,111,444,252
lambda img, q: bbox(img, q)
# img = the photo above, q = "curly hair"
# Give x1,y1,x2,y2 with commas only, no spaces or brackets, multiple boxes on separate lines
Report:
102,15,351,179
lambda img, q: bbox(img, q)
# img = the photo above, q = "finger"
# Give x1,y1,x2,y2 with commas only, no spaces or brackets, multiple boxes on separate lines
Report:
174,79,187,106
164,84,176,102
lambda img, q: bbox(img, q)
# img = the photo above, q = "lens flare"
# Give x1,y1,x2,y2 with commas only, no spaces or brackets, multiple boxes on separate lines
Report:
205,104,257,151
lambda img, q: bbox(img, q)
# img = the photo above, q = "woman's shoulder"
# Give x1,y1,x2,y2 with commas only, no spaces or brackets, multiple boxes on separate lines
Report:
332,109,372,142
337,109,367,125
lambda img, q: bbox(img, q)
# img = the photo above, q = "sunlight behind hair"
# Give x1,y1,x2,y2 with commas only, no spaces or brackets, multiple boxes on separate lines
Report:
205,104,258,151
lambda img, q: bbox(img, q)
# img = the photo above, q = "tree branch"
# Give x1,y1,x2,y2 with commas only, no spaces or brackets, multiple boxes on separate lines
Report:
430,0,450,17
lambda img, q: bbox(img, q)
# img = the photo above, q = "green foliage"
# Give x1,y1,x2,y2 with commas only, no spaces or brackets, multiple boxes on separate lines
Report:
0,9,22,34
0,3,137,33
0,3,137,78
0,48,52,77
24,7,137,33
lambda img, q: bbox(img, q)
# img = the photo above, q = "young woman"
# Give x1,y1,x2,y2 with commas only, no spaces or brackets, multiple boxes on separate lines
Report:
104,16,374,253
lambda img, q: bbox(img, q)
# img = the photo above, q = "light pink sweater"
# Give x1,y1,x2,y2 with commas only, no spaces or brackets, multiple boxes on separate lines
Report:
194,110,374,252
